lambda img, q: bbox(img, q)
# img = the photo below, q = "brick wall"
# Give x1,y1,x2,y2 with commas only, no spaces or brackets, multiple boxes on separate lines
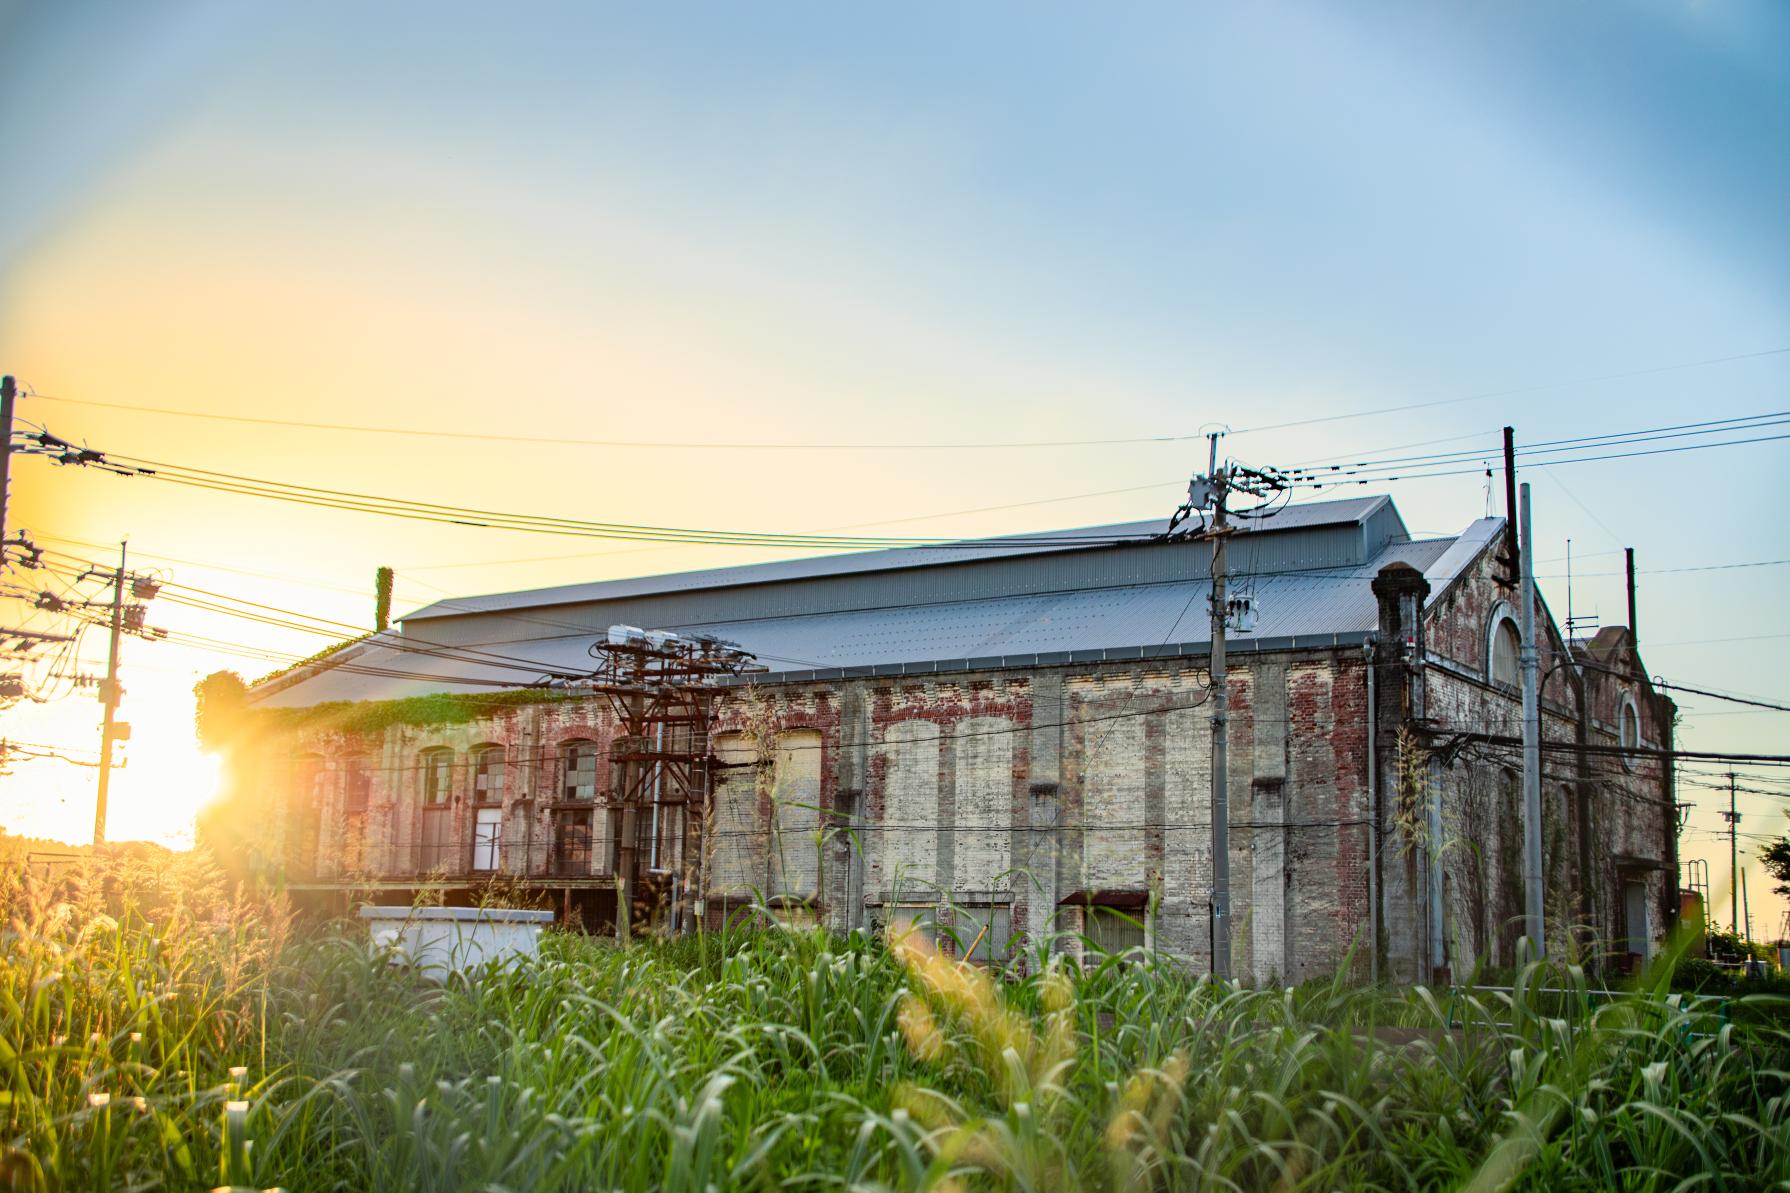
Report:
258,540,1668,979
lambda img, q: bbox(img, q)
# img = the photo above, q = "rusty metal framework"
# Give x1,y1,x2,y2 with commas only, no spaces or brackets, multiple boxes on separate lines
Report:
583,627,762,938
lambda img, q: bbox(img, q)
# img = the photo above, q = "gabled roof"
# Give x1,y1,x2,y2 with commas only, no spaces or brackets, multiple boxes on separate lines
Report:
252,496,1505,709
398,496,1397,623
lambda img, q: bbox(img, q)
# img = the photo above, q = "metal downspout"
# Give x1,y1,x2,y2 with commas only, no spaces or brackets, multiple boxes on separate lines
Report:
1365,638,1380,984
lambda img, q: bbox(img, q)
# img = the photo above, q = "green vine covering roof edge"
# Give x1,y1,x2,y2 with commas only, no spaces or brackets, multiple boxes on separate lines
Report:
251,688,584,735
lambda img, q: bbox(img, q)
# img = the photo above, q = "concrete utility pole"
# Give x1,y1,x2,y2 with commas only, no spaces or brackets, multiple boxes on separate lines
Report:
1742,866,1753,946
1172,435,1288,981
1724,772,1740,935
1206,432,1233,981
1518,484,1545,959
93,541,128,845
0,376,15,552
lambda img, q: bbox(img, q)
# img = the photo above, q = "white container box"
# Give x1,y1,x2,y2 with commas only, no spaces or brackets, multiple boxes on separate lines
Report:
359,905,554,978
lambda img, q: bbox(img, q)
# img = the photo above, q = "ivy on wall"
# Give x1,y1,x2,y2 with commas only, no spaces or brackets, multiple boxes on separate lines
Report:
251,688,583,735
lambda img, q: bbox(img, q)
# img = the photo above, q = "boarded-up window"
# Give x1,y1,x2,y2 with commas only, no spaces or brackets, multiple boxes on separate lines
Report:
1082,713,1146,889
882,905,938,948
708,733,760,896
771,729,822,901
950,904,1013,963
954,718,1013,893
881,720,940,896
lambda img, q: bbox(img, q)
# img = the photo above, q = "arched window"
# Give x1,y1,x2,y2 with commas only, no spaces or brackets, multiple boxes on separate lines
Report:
471,744,506,803
561,740,600,801
1488,607,1521,689
420,748,454,805
1619,694,1642,770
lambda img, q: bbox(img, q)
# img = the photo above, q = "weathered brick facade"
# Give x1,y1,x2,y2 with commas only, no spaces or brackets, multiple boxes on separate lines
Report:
243,502,1674,982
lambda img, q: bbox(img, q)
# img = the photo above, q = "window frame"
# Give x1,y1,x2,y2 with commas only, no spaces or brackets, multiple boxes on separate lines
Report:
471,807,502,872
560,739,601,802
1486,603,1522,690
1085,905,1148,956
342,756,372,814
420,748,455,805
1618,693,1642,771
470,743,506,805
947,904,1013,964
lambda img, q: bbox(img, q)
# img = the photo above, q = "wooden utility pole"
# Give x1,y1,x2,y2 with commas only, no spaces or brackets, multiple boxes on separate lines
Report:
1625,548,1638,645
1499,426,1519,586
93,541,128,845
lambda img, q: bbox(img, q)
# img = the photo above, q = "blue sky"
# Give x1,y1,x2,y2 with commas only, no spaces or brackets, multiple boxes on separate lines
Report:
2,0,1786,927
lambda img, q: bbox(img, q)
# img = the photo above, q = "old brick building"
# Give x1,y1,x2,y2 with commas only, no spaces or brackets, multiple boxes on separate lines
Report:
240,495,1674,983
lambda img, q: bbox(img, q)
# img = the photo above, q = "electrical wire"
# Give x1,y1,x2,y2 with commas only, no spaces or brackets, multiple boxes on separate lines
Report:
16,411,1788,549
1651,681,1790,714
22,344,1787,449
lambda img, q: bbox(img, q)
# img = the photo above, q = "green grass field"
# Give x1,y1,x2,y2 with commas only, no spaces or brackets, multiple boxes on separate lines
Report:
3,850,1787,1191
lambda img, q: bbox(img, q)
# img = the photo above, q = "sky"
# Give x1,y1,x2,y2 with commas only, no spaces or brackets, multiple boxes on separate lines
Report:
2,1,1786,935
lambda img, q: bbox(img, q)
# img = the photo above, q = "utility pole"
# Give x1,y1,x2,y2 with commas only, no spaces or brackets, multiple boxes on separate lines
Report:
0,375,15,552
1499,426,1519,586
1741,866,1753,946
1518,483,1545,959
93,541,128,845
1723,771,1740,935
1625,548,1638,645
1206,432,1233,981
1170,435,1289,982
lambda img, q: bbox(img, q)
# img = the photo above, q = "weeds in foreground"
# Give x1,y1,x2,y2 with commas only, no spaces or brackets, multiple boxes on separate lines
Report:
3,859,1787,1190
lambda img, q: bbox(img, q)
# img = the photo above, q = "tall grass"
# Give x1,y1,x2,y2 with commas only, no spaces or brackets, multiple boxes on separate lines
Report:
4,858,1788,1191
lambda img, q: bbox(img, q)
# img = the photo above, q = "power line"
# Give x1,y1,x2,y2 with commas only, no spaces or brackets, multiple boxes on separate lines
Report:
90,452,1156,550
25,345,1789,451
16,413,1786,553
1536,559,1790,579
1284,410,1789,477
1284,429,1790,490
1652,681,1790,714
1230,345,1790,436
36,547,720,680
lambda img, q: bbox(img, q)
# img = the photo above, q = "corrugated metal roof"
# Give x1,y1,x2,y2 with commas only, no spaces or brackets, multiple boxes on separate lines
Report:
253,525,1470,709
399,495,1395,622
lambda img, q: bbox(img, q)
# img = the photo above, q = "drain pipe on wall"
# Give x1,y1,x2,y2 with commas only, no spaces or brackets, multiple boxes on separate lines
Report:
1364,637,1379,985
